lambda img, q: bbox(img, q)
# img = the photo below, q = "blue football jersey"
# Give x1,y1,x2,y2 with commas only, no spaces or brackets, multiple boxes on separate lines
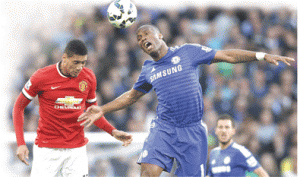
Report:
207,142,261,177
133,44,216,127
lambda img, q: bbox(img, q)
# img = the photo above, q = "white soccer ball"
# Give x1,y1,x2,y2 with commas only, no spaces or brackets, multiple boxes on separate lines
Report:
107,0,137,29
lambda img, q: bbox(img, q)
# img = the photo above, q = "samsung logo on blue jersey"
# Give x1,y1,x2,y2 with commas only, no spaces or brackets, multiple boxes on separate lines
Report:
150,65,182,83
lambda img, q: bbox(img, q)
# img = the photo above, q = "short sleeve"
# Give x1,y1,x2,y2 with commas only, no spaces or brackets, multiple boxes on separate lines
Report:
245,155,261,172
22,72,40,100
236,146,261,172
133,67,152,93
184,44,217,66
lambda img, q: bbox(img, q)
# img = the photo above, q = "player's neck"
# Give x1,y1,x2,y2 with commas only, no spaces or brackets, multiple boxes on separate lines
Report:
151,44,169,62
219,140,234,150
59,61,71,77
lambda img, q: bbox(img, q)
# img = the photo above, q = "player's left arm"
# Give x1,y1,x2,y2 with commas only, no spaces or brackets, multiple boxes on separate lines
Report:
253,166,270,177
84,72,132,147
212,50,294,66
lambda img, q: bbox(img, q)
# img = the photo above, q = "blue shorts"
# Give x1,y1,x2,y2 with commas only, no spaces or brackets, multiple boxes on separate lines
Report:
137,118,208,176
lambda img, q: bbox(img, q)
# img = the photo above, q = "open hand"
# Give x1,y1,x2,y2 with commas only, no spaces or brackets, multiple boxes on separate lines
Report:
265,54,295,66
16,145,29,166
112,130,133,147
78,105,103,127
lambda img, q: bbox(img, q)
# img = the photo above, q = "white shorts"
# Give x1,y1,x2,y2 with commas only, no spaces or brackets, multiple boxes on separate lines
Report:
31,144,88,177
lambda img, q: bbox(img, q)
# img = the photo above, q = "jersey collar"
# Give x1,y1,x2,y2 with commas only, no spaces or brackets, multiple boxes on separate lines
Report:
56,62,68,78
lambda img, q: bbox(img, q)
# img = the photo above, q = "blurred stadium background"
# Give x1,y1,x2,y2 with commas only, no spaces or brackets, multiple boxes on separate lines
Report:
1,0,297,176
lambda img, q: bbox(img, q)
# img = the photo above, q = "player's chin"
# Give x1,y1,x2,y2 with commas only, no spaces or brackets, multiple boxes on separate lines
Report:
71,73,79,77
141,48,150,54
220,139,230,144
73,71,82,77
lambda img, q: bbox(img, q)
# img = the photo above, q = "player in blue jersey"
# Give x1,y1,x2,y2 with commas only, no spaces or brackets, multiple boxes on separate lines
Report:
78,25,294,176
207,114,269,177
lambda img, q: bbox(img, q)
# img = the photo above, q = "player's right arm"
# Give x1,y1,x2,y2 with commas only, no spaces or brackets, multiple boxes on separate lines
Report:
78,88,145,127
13,93,32,166
13,72,40,166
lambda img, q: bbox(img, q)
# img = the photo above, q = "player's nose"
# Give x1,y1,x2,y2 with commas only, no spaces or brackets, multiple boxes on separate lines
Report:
76,64,84,70
141,36,147,43
221,128,226,133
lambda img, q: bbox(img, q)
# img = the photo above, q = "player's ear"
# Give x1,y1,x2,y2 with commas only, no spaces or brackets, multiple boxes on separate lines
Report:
62,53,68,61
232,128,236,135
158,33,163,39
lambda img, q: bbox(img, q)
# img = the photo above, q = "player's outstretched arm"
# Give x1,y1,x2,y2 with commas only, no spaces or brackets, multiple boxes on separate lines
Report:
212,50,294,66
253,166,270,177
78,88,145,127
111,129,133,147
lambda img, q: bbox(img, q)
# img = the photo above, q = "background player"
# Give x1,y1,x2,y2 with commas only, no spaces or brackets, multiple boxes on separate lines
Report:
13,39,133,177
207,114,269,177
78,25,294,176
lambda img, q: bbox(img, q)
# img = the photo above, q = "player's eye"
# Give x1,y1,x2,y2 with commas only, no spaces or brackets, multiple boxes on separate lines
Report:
74,61,86,65
137,35,142,41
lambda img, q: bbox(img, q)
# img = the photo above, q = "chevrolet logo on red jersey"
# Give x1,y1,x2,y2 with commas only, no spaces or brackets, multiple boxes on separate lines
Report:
55,96,83,106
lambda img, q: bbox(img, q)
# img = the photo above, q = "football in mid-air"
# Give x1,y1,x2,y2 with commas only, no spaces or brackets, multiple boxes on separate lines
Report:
107,0,137,29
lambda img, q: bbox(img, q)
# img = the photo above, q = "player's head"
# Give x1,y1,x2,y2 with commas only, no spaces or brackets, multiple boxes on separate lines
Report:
136,24,167,59
61,39,88,77
215,114,236,146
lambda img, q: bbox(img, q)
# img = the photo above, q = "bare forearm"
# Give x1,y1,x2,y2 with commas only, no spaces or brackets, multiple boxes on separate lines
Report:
213,49,294,66
213,49,258,64
229,50,258,63
78,89,144,128
101,91,139,114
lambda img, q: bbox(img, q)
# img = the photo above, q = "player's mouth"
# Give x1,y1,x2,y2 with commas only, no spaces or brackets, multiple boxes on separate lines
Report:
144,41,153,50
73,71,81,77
220,134,228,140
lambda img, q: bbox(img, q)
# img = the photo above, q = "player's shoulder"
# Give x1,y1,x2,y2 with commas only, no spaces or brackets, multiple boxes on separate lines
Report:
31,64,57,80
36,63,56,73
231,142,252,158
170,43,213,52
142,60,154,69
80,67,97,80
81,67,95,75
170,43,200,49
210,146,221,154
169,43,190,51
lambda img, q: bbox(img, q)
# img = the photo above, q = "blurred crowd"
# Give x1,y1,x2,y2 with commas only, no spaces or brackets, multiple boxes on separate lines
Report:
8,3,297,177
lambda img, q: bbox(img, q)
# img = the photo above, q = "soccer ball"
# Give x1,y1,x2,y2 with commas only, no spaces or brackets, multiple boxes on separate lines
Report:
107,0,137,29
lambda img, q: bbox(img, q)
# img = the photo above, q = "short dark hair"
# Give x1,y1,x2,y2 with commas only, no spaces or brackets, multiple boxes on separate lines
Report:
217,114,235,128
137,24,160,34
64,39,88,57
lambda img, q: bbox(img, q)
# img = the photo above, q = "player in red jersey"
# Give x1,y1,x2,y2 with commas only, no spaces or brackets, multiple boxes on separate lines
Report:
13,39,133,177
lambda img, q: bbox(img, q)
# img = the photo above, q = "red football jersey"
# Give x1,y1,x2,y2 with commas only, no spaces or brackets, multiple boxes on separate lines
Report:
22,62,97,148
